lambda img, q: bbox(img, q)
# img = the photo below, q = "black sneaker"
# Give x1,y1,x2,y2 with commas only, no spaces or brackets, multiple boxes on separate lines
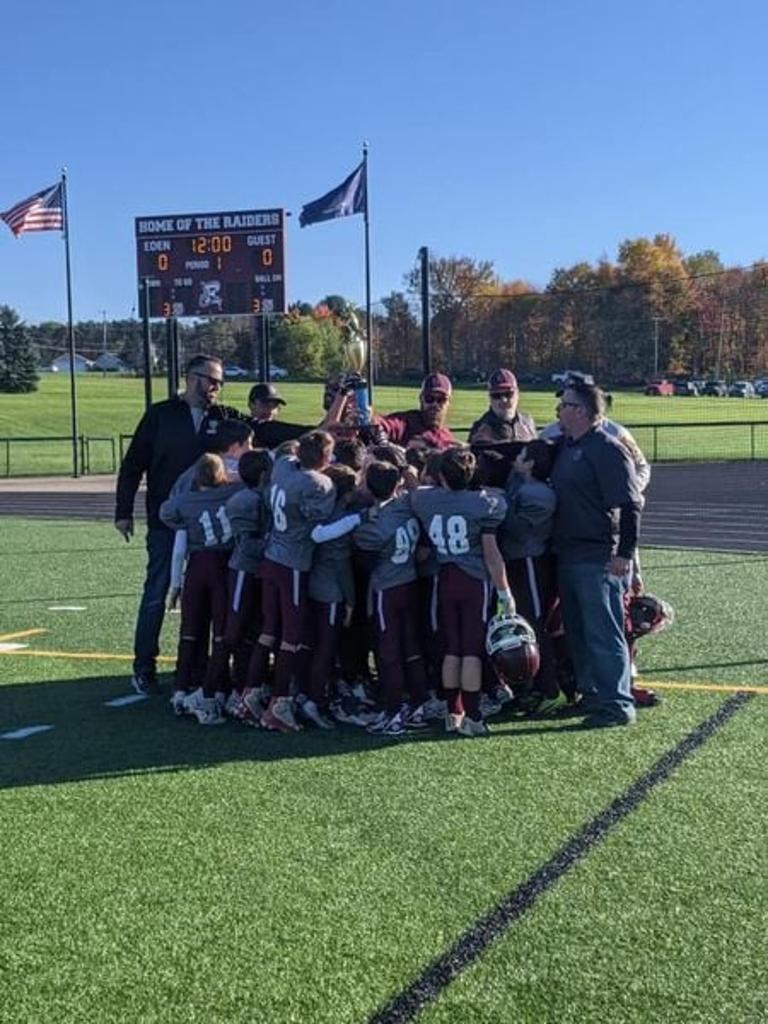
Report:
131,673,161,696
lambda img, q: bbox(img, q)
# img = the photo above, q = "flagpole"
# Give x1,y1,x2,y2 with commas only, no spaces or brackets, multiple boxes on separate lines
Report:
362,142,374,404
61,168,79,478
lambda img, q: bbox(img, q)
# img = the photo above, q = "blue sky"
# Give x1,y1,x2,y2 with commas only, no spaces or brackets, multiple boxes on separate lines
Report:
2,0,767,324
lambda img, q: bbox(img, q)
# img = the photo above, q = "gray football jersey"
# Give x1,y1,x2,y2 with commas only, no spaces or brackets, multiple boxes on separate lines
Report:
309,502,355,605
263,456,336,571
159,482,244,552
411,485,507,581
227,485,270,573
353,493,420,591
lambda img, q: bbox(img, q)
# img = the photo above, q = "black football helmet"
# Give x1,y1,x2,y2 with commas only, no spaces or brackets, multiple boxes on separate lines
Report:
626,593,674,643
486,612,541,686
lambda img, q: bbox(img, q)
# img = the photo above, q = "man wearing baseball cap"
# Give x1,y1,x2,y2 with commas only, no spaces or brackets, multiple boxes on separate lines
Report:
468,368,537,445
247,381,313,449
375,372,458,449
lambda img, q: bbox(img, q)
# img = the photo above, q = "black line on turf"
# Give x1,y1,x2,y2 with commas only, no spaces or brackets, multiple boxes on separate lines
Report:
367,691,754,1024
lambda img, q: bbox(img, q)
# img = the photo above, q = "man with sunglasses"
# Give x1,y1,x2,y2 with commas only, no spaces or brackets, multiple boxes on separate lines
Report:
468,368,537,446
374,372,458,450
115,354,245,694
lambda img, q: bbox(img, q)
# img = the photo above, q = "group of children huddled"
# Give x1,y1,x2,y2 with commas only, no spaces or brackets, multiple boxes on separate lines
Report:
158,422,592,738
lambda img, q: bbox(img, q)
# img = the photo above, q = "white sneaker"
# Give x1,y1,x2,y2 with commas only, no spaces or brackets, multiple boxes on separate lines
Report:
297,696,336,730
192,697,225,726
366,710,391,734
261,696,301,733
445,712,464,733
458,716,489,738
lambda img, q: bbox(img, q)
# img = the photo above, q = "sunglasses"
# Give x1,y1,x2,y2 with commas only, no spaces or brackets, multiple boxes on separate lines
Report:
423,393,448,405
490,390,516,400
558,400,582,409
193,371,224,388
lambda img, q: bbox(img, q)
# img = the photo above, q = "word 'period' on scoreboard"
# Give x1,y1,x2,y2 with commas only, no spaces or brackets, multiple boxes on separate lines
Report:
135,208,286,318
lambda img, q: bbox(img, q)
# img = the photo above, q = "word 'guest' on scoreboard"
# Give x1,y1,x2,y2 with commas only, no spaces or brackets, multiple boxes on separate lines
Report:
135,209,286,318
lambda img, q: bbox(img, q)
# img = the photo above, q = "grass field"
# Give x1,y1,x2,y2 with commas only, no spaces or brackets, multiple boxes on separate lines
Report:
1,518,766,1023
2,376,768,475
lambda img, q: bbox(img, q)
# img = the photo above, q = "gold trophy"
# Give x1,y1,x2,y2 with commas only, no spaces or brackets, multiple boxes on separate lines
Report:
340,303,371,424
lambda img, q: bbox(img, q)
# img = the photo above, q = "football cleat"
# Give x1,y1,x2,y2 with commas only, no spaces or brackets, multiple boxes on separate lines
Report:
626,594,674,644
191,697,225,726
458,716,490,738
182,687,207,717
366,710,391,734
224,691,244,718
479,694,503,718
421,695,448,721
486,612,540,687
296,695,336,730
403,704,429,730
261,696,301,733
381,709,407,736
132,673,160,696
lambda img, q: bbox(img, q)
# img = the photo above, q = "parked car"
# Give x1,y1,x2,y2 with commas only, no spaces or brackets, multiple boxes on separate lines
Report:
551,370,594,389
269,364,288,380
673,380,699,396
702,380,728,397
224,364,249,379
728,380,756,398
645,378,675,396
753,378,768,397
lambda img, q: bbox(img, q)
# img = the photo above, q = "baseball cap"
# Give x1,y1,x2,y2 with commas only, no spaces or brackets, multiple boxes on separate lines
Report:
420,372,452,396
248,382,286,405
488,368,518,392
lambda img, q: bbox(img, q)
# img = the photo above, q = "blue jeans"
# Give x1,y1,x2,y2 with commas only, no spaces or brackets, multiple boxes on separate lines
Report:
558,561,634,722
133,525,175,677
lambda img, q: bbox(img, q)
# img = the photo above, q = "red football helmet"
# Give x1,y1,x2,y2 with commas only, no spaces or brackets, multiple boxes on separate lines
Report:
486,612,541,687
626,593,674,644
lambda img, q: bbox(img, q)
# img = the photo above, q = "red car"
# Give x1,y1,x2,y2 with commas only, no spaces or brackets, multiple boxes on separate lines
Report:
645,378,675,396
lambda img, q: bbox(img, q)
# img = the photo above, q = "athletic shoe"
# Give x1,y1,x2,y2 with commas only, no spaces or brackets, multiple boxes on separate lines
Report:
632,685,661,708
261,696,301,733
224,691,244,718
529,692,569,718
296,695,336,730
421,695,448,721
132,673,160,696
214,691,227,717
182,687,207,717
402,704,429,730
480,694,503,718
381,709,407,736
580,711,636,729
242,687,266,723
169,689,187,716
366,710,392,734
445,712,464,733
458,716,490,738
191,696,225,726
493,682,515,706
351,680,377,707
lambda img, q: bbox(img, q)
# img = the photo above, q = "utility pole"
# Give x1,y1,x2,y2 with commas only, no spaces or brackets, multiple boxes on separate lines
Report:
418,246,431,375
101,309,108,353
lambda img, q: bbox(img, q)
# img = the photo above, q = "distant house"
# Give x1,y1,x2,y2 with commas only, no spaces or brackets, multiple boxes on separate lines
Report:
51,353,92,374
92,352,127,373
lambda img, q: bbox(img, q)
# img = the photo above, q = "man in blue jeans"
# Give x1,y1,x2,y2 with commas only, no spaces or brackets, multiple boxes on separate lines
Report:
114,354,244,694
551,380,642,728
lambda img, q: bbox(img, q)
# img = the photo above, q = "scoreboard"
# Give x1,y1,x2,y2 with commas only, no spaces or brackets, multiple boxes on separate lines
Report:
135,208,286,318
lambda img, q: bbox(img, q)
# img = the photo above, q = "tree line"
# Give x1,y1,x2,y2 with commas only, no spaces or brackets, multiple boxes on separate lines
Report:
4,234,768,393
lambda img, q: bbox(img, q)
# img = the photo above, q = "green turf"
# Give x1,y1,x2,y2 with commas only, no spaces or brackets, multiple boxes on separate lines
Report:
0,519,765,1023
2,376,768,474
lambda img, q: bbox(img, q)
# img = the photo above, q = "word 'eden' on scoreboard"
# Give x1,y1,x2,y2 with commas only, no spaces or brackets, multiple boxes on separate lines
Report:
135,208,286,318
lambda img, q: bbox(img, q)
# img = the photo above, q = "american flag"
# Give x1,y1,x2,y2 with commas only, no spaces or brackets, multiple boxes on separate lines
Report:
1,182,64,237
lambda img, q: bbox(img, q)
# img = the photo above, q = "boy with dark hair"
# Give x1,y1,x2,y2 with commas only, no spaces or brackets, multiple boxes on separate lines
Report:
222,449,273,720
412,447,512,737
159,454,244,724
353,461,428,735
249,430,336,732
333,437,367,473
501,440,561,714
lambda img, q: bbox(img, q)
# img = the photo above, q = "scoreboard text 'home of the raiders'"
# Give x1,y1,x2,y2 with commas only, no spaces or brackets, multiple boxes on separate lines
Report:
135,209,286,318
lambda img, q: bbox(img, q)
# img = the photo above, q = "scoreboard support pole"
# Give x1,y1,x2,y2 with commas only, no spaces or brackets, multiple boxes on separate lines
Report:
141,278,153,410
264,315,272,383
165,318,180,398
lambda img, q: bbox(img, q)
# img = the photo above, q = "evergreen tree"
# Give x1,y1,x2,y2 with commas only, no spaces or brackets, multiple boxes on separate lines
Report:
0,305,39,393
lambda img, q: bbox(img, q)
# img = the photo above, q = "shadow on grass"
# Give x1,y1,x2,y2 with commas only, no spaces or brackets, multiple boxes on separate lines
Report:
0,674,580,791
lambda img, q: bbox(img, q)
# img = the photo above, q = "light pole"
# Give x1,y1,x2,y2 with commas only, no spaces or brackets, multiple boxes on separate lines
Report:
651,316,663,376
101,309,108,354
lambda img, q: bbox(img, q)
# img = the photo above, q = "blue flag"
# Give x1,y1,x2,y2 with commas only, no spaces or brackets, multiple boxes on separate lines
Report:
299,161,366,228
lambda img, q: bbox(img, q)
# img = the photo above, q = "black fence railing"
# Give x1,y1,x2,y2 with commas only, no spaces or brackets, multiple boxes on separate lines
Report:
4,422,768,476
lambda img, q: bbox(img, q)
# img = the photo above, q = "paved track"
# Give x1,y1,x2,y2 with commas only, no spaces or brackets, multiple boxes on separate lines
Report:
1,462,767,550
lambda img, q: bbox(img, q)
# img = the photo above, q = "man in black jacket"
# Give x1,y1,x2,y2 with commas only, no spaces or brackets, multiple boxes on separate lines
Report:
115,354,244,694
